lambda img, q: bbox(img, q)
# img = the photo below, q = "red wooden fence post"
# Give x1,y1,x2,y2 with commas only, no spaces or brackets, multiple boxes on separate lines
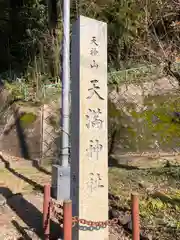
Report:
63,200,72,240
131,193,140,240
43,184,51,240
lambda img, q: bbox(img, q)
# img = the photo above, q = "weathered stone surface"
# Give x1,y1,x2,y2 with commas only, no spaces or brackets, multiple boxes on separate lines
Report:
109,77,179,110
0,105,41,160
71,16,108,240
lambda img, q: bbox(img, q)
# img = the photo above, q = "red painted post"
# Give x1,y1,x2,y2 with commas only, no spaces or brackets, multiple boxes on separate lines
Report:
131,193,140,240
43,184,51,240
63,200,72,240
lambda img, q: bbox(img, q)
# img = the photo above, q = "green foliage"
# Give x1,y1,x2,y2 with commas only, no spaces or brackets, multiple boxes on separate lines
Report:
108,64,162,85
1,0,180,76
0,0,48,73
75,0,145,69
4,81,26,100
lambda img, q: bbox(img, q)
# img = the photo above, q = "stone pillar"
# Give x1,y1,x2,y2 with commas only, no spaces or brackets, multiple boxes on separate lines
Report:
71,16,108,240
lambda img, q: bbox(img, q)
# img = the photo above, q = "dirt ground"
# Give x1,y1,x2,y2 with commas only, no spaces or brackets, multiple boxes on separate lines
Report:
0,152,180,239
109,153,180,240
0,153,51,240
0,153,123,240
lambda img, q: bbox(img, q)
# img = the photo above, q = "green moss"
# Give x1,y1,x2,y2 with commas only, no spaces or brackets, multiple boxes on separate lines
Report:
140,198,166,217
108,93,180,152
20,112,37,127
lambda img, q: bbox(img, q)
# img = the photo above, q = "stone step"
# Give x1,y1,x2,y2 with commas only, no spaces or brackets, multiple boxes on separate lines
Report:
0,151,40,168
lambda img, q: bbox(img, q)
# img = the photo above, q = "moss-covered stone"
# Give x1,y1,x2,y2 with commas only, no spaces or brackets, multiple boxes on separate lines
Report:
108,93,180,153
19,112,37,127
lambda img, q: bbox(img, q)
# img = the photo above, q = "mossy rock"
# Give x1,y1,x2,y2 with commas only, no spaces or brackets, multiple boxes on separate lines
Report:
20,112,37,127
108,93,180,152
